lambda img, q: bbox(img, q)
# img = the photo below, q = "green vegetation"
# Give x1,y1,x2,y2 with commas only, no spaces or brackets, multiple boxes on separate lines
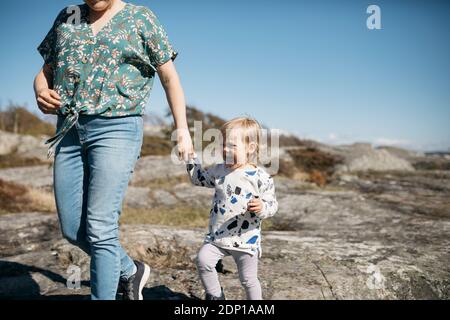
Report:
0,104,55,137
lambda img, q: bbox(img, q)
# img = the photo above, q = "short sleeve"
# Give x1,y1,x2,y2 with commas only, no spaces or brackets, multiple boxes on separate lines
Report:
140,7,178,70
37,8,67,67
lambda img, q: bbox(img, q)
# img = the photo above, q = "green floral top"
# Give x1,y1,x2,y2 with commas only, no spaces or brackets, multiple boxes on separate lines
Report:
38,2,177,117
37,2,177,158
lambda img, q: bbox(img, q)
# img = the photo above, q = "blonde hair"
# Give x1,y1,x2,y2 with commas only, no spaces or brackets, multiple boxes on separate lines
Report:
220,117,262,165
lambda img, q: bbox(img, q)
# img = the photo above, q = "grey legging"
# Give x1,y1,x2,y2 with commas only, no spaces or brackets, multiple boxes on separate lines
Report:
196,243,262,300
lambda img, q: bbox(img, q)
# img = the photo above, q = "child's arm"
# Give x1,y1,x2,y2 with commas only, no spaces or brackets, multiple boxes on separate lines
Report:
186,157,216,188
256,176,278,219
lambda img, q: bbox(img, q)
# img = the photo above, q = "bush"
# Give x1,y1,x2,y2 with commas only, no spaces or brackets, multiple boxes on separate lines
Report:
0,105,54,137
140,135,174,156
277,147,343,186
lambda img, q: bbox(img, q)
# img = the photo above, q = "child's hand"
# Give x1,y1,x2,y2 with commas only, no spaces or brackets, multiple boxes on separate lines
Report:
247,197,263,214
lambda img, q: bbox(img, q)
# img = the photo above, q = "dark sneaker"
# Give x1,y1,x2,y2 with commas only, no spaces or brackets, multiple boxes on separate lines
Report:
119,260,150,300
205,287,225,300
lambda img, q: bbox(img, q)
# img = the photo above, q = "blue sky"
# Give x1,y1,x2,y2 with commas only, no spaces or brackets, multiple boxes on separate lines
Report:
0,0,449,151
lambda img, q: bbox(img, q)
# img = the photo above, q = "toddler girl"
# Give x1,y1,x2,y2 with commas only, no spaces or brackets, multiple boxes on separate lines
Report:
186,117,278,300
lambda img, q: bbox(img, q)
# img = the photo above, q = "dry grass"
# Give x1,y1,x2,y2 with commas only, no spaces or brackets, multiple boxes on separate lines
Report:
120,205,210,228
140,135,174,156
121,204,283,232
309,169,327,187
0,151,48,169
0,178,55,214
132,237,196,270
131,174,190,189
26,187,56,213
413,159,450,171
277,147,343,187
287,147,342,174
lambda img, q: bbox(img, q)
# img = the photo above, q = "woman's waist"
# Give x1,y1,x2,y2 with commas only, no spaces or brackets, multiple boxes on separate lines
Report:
57,103,144,118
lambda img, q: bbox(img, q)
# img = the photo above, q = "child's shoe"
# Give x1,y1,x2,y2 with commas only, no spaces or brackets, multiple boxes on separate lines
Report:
205,287,226,300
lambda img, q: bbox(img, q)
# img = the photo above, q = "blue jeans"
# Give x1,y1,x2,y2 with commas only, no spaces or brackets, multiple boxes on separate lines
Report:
53,113,143,300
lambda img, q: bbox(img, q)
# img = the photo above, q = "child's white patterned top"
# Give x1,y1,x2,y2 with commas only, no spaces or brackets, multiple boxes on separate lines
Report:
187,158,278,257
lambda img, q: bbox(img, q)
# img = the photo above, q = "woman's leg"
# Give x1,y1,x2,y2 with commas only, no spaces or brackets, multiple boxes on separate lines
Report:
54,115,142,282
231,251,262,300
196,243,227,298
53,116,91,254
82,115,143,300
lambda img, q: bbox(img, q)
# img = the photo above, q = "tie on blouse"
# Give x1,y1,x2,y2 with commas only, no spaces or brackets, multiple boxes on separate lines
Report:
44,100,80,159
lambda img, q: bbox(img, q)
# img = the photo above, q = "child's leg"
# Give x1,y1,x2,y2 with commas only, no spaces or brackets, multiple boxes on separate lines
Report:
231,251,262,300
196,243,227,297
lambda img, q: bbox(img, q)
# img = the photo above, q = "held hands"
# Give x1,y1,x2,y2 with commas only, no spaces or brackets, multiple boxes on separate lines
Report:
36,88,61,115
247,196,263,215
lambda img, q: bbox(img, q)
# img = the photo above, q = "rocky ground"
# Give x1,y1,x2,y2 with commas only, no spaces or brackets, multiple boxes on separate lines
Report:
0,140,449,299
1,125,449,300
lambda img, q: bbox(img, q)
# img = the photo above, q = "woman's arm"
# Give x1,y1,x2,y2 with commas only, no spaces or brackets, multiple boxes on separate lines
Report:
33,63,61,115
157,60,193,161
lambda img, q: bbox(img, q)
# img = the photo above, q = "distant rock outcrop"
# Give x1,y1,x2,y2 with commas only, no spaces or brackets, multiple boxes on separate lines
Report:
0,130,47,156
330,143,415,172
0,130,49,162
376,145,424,161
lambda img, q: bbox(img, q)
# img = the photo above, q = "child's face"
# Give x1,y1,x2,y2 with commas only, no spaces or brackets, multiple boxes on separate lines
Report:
222,128,256,166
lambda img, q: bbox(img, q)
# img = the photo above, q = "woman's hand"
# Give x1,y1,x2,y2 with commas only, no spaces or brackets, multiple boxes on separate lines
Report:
247,198,263,214
36,88,61,115
176,128,194,161
34,65,60,115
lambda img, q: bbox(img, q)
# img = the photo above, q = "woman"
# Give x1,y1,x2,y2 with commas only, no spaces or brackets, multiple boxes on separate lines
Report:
33,0,194,300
